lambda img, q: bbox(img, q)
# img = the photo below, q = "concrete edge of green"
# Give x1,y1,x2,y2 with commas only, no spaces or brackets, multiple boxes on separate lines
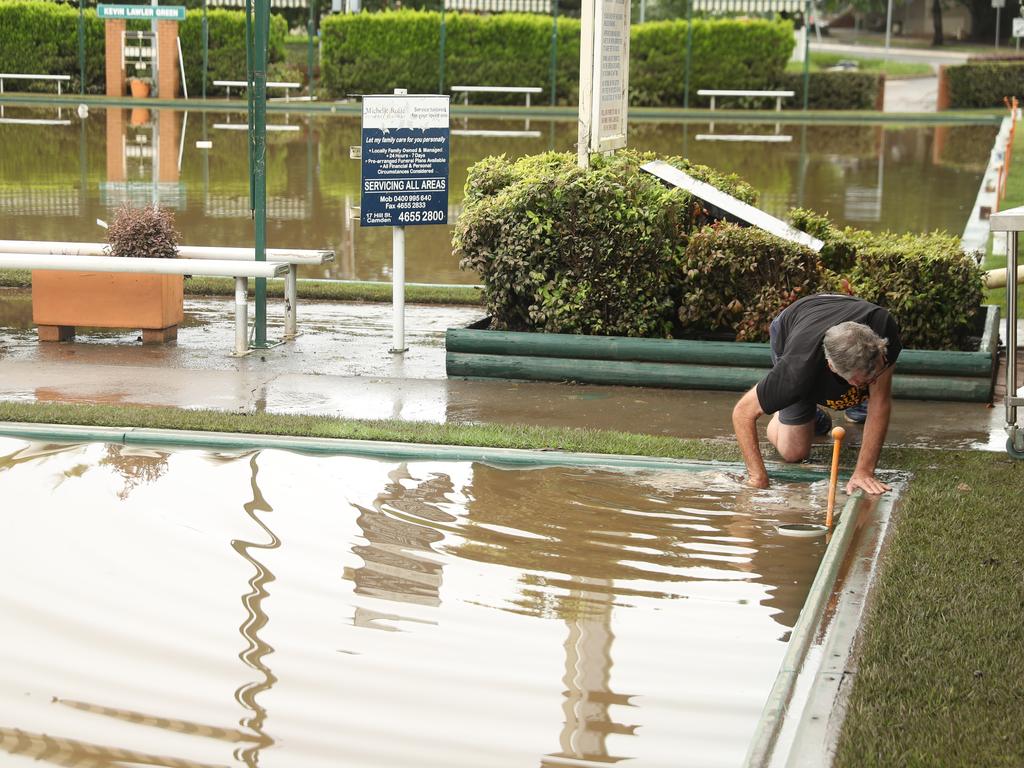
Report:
446,305,1000,403
0,93,1004,125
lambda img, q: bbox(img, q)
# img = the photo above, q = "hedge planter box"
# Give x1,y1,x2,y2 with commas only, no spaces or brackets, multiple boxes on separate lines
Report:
446,305,1001,403
32,270,184,343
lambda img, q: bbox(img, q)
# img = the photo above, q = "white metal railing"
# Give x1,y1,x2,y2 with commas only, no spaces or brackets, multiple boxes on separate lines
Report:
988,206,1023,458
0,73,71,96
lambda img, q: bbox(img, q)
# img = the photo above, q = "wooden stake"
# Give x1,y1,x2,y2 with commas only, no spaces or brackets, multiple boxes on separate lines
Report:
826,426,846,528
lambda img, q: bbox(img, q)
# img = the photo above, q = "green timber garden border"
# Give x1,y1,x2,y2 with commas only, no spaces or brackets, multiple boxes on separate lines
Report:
446,305,1001,403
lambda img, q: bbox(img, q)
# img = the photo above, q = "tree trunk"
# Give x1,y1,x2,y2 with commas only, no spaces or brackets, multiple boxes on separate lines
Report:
932,0,945,45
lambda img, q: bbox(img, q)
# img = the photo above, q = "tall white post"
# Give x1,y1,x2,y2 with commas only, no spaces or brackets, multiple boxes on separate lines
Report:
391,224,407,353
577,0,595,169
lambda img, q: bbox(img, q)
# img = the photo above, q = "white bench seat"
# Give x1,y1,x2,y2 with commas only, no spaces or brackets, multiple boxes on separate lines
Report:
697,89,795,111
0,240,334,341
451,85,543,107
0,73,71,95
0,252,293,355
213,80,302,100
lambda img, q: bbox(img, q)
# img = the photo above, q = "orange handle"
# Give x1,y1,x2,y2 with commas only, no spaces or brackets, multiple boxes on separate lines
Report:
826,426,846,528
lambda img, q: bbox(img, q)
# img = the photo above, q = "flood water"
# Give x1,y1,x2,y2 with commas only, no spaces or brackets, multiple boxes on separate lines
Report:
0,104,995,285
0,436,834,767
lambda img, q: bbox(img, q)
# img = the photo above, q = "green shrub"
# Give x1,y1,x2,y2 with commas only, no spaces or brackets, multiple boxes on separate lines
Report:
454,150,757,336
849,232,984,350
179,9,287,97
777,71,882,110
787,207,858,275
945,61,1024,109
678,222,823,342
630,18,794,107
321,11,795,107
0,0,105,93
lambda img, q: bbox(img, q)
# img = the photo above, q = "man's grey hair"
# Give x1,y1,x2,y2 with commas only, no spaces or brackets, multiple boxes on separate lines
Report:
822,321,888,381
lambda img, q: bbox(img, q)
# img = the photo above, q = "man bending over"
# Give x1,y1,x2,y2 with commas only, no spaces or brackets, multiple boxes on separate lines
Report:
732,294,902,494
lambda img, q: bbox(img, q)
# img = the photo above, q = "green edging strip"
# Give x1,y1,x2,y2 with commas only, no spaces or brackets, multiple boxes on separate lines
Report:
446,306,999,402
0,401,823,482
0,93,1003,125
0,270,484,306
745,490,864,767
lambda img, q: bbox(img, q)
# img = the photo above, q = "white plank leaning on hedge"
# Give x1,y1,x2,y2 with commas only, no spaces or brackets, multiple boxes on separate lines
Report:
0,240,334,341
0,251,290,356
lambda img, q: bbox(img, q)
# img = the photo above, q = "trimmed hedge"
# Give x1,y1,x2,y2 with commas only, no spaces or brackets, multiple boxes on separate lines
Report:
945,61,1024,109
179,10,287,97
0,1,285,96
456,154,985,350
678,222,823,342
0,0,105,94
777,70,883,111
453,150,756,337
321,11,798,108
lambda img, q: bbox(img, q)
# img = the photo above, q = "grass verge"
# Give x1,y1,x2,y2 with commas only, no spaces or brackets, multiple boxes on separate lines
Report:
0,269,484,306
835,447,1024,767
785,52,934,77
0,400,1021,763
987,119,1024,315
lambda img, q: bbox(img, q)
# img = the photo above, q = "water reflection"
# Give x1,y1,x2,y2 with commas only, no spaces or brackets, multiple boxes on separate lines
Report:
0,104,994,284
0,439,848,766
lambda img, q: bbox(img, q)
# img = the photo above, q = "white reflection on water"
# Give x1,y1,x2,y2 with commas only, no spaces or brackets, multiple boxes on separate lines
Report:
0,436,827,767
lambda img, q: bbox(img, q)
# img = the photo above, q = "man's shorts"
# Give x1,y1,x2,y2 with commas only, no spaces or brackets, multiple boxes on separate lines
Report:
768,312,818,427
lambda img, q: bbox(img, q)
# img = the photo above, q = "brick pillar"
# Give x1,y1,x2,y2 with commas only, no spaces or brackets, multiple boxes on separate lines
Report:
936,65,951,112
104,19,127,97
158,110,180,183
106,108,126,183
156,21,180,99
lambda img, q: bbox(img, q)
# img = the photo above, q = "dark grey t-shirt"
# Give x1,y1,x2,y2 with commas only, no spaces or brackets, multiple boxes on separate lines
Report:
756,294,902,414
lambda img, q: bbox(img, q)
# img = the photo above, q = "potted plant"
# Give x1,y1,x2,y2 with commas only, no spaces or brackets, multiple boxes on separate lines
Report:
129,76,151,98
32,204,185,344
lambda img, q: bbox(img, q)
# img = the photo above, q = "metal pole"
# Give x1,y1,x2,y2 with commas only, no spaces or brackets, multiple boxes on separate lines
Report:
640,0,645,23
996,6,1001,48
78,0,86,96
438,1,446,95
202,0,208,99
1009,231,1019,434
802,0,810,111
391,225,407,352
884,0,893,50
307,0,316,97
550,0,558,106
683,0,693,109
253,0,269,348
245,0,255,210
235,277,249,355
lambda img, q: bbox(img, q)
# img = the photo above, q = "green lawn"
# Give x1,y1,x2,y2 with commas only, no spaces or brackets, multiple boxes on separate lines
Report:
985,121,1024,315
786,51,934,78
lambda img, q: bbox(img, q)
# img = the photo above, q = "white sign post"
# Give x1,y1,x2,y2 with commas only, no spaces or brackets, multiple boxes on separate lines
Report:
577,0,630,168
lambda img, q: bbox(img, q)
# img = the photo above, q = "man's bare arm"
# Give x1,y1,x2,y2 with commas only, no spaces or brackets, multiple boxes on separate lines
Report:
733,386,769,488
848,368,894,494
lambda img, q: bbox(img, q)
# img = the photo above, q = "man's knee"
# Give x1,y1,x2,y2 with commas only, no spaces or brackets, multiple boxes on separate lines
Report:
768,421,813,462
776,442,811,463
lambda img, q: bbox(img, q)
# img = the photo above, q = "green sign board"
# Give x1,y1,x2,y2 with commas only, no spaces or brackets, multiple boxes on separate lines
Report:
97,4,186,20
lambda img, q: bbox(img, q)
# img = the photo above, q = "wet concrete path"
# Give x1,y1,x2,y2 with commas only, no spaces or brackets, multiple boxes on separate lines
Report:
0,289,1019,453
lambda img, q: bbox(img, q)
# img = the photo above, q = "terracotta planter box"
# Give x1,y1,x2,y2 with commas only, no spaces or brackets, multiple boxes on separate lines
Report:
32,271,184,344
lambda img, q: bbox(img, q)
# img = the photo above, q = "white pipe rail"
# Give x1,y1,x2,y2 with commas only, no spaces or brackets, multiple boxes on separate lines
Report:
0,240,333,339
1,253,289,356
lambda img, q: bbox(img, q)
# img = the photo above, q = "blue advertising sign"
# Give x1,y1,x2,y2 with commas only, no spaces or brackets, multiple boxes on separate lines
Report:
360,95,450,228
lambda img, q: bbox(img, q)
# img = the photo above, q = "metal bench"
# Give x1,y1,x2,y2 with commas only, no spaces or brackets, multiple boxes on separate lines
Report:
697,89,795,112
0,240,333,342
450,85,543,107
213,79,302,101
0,73,71,95
0,252,292,356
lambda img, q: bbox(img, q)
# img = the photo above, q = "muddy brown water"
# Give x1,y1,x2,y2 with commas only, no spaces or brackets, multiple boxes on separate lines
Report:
0,105,995,284
0,437,835,767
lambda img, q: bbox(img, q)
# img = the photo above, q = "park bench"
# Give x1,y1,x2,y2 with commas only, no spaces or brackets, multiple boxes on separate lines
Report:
450,85,543,108
0,73,71,96
0,240,333,343
697,88,795,112
213,79,302,101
